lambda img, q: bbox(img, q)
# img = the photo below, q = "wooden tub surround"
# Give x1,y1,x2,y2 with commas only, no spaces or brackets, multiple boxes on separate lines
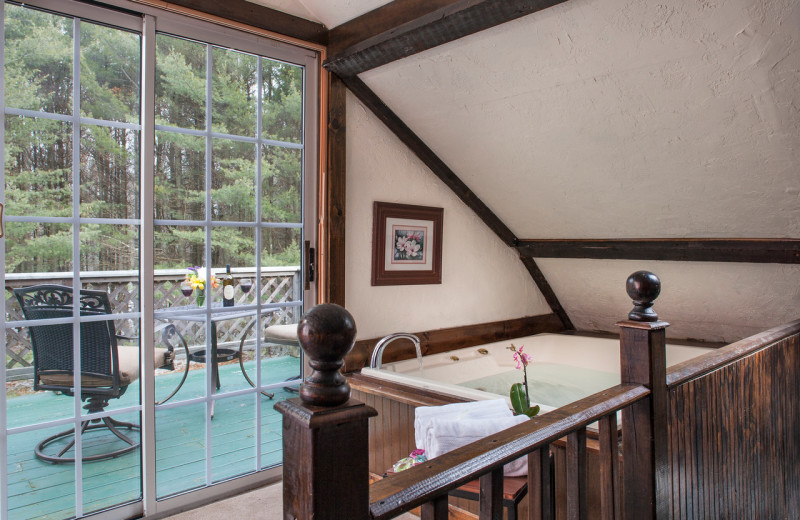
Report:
277,272,800,520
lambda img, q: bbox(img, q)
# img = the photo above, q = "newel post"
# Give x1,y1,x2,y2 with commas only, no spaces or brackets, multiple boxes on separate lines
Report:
618,271,670,520
274,304,377,520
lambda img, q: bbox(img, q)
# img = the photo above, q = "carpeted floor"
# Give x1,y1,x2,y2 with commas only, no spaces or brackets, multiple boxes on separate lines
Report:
163,481,419,520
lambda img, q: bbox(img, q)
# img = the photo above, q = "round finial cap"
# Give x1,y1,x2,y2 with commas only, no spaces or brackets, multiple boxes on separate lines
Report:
297,303,357,406
626,271,661,322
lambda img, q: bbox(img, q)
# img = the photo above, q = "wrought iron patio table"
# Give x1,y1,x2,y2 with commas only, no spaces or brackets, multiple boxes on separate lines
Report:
155,304,276,415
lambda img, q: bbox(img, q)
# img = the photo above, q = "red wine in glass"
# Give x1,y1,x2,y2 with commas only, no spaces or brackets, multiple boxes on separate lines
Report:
180,283,194,297
240,278,253,294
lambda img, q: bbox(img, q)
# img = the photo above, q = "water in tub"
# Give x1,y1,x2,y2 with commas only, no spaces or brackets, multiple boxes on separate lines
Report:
460,363,619,409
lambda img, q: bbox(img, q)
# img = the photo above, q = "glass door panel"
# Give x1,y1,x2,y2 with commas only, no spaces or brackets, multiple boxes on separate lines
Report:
3,3,143,519
153,27,309,499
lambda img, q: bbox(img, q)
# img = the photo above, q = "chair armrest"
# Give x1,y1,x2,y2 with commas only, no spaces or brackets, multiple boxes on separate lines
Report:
115,334,139,343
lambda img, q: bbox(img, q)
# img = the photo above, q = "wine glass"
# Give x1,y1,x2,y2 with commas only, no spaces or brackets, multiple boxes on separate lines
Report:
180,281,194,298
239,278,253,294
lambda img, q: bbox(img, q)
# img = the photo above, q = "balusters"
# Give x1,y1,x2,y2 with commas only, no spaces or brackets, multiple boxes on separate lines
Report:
421,495,449,520
529,446,555,520
566,428,588,519
598,414,620,520
479,467,504,520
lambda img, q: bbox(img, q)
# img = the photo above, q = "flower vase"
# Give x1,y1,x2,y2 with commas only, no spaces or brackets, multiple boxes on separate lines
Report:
196,289,205,307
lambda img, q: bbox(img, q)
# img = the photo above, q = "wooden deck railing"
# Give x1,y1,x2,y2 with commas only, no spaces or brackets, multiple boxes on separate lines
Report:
5,267,301,379
276,272,800,519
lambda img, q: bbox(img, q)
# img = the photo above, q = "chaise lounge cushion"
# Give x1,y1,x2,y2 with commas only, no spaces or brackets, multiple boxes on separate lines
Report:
264,323,299,345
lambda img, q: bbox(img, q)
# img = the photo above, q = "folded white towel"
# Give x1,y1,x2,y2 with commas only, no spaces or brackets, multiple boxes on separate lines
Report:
425,415,530,477
414,399,511,451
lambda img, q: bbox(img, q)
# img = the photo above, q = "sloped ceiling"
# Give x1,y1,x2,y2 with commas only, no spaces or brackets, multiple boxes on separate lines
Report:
356,0,799,239
246,0,800,342
247,0,392,28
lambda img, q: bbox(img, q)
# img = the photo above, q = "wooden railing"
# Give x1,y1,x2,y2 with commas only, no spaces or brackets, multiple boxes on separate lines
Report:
276,272,800,519
5,267,301,379
664,318,800,518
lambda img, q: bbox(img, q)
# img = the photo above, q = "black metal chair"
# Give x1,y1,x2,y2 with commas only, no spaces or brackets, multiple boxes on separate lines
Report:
14,284,170,464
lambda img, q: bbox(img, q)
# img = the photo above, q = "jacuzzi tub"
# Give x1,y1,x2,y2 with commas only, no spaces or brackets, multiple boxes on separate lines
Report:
360,333,712,412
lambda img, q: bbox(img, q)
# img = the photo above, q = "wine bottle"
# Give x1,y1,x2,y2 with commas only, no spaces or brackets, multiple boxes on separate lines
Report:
222,264,235,307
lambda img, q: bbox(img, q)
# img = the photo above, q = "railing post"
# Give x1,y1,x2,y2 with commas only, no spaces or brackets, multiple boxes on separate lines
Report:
617,271,670,520
275,304,377,520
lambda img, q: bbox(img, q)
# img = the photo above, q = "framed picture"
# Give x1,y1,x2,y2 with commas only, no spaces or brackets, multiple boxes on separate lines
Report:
371,202,444,286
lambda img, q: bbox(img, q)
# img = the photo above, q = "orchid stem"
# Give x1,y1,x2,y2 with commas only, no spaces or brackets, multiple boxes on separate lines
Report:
523,367,530,408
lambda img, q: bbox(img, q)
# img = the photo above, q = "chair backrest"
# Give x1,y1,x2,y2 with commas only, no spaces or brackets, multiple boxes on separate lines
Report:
13,285,121,396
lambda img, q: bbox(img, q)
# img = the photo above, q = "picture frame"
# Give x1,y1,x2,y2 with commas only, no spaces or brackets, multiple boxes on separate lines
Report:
371,202,444,286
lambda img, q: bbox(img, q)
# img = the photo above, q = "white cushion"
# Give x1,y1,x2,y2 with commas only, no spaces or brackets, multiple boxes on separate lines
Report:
264,323,299,345
118,346,170,386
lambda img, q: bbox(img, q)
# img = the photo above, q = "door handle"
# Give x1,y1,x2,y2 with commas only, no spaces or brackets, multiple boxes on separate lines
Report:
304,241,315,290
0,202,4,238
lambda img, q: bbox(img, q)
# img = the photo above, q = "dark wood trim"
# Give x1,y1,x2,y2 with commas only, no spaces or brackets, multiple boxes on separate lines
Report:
163,0,328,45
516,239,800,264
350,372,470,407
666,318,800,388
343,313,565,372
518,256,574,330
341,75,517,246
324,74,347,305
325,0,568,76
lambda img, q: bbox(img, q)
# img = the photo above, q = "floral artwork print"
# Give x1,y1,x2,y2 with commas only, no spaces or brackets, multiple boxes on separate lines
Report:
393,227,426,262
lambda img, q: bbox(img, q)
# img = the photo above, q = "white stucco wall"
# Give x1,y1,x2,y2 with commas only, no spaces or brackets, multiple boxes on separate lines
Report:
345,91,552,340
537,258,800,343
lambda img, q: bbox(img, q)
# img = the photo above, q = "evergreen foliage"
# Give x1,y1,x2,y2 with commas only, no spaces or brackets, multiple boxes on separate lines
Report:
4,5,304,274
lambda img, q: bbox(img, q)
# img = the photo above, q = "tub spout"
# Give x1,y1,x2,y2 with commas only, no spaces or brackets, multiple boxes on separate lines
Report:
370,333,423,375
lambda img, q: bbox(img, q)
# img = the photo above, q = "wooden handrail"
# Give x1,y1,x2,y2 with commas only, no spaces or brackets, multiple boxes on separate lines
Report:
369,383,649,520
666,318,800,388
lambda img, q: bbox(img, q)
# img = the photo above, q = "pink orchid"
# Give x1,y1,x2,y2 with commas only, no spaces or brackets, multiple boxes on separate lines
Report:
512,345,532,370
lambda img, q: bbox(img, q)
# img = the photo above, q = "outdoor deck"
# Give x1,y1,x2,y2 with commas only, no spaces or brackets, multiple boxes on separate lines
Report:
6,356,300,520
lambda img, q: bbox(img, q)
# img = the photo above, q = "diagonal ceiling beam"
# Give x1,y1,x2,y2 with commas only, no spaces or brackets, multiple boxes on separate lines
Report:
325,0,569,76
341,74,574,329
161,0,328,44
516,239,800,264
342,75,516,246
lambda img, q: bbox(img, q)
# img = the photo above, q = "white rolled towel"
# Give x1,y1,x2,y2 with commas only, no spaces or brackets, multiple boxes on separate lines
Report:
425,415,530,477
414,399,512,451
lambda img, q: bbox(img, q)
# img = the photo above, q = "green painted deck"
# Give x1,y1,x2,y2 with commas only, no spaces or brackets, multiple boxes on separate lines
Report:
6,356,301,520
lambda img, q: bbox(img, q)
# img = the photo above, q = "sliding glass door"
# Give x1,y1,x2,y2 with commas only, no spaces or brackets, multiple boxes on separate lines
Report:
1,1,318,518
150,20,314,499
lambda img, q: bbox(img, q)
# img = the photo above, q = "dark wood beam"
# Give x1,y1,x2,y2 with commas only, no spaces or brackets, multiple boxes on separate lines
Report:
324,75,347,305
515,239,800,264
325,0,568,76
163,0,328,45
341,75,517,246
518,256,574,329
